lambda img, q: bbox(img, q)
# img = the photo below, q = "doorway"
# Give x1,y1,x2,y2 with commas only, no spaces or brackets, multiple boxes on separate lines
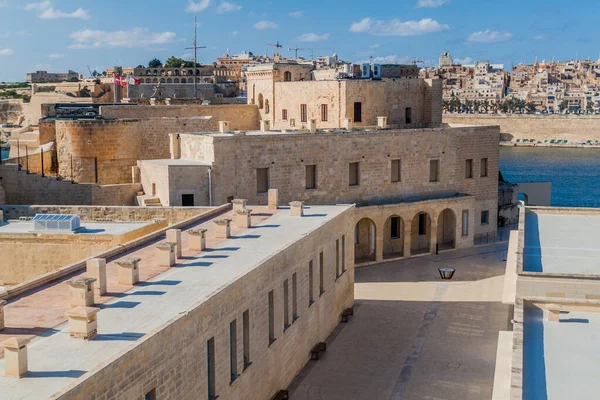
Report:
182,194,194,207
354,102,362,123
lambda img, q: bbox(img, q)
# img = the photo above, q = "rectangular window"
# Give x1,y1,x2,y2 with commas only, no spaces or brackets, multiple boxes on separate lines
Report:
290,118,296,127
405,107,412,124
309,261,314,305
292,273,298,321
481,210,490,225
268,290,275,345
418,214,427,236
300,104,307,123
230,320,238,382
465,159,473,179
391,159,401,182
481,158,488,177
335,239,340,278
429,159,439,182
391,217,401,239
321,104,328,121
342,235,346,273
319,251,324,296
462,210,469,236
282,109,288,120
283,279,290,330
306,165,317,190
354,102,362,123
207,337,216,400
349,162,360,186
257,168,269,194
242,310,250,369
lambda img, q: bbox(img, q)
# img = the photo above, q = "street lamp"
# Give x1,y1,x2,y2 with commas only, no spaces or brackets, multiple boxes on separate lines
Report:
438,267,455,280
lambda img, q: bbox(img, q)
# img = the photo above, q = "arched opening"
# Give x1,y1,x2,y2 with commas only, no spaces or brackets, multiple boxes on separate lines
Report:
160,69,165,76
258,93,264,109
187,69,193,76
153,69,158,75
166,78,173,83
159,78,165,83
265,99,270,114
411,212,431,255
383,215,404,259
437,209,456,250
146,70,151,76
355,218,376,264
152,78,158,83
174,78,180,83
284,71,292,82
145,78,151,83
181,78,187,83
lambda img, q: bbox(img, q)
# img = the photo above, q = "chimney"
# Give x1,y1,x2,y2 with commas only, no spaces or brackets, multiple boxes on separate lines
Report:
0,300,6,331
342,118,353,130
156,242,177,267
67,277,97,307
65,307,100,340
232,199,247,212
235,208,252,229
169,134,181,160
3,337,29,377
86,258,107,297
166,229,182,259
116,258,141,286
290,201,304,217
268,189,279,210
214,219,232,239
188,228,208,251
377,116,388,129
260,120,271,131
219,121,230,133
308,119,317,133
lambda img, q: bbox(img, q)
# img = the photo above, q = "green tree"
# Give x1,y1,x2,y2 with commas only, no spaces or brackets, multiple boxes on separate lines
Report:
558,99,568,113
164,57,186,68
136,65,144,69
586,100,594,113
148,58,162,68
526,102,536,113
113,66,123,76
79,87,91,97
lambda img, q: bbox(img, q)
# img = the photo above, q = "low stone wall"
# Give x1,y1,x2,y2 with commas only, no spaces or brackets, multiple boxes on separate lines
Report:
0,204,216,224
443,114,600,143
3,146,55,175
0,99,25,125
0,164,141,206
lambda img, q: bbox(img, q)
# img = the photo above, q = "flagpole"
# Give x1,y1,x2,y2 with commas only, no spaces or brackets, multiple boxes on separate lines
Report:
127,74,130,100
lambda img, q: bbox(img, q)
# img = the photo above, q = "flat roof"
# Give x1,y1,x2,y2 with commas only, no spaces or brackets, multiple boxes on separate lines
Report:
523,308,600,399
0,205,351,399
523,212,600,274
0,221,150,235
142,159,211,167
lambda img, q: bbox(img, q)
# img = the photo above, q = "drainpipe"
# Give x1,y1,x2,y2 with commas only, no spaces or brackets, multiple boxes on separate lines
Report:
208,168,213,206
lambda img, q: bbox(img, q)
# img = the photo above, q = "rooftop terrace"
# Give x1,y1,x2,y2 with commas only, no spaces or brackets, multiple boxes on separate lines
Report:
0,204,350,399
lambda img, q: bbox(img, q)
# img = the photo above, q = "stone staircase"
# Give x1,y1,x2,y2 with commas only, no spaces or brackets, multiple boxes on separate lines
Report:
136,195,163,207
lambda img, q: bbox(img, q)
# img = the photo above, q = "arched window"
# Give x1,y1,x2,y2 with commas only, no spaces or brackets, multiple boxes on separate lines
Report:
181,78,187,83
284,71,292,82
265,99,270,114
258,93,264,109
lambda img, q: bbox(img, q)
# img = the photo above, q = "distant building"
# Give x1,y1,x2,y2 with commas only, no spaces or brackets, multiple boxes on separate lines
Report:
25,70,80,83
439,51,453,68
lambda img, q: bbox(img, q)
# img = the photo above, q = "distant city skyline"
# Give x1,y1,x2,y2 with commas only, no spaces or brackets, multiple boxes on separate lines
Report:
1,0,600,81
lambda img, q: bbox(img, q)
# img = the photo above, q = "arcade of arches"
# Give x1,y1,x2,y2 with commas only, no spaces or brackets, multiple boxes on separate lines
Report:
354,196,477,265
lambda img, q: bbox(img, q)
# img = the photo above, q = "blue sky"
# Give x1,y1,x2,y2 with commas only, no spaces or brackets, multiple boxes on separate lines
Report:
0,0,599,82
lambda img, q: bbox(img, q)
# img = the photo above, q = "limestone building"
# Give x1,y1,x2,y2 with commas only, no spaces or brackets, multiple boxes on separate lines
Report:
246,62,442,130
25,70,80,83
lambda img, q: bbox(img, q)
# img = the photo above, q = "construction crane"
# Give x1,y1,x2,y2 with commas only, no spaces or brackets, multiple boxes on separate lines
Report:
267,41,283,57
288,47,307,59
411,58,424,65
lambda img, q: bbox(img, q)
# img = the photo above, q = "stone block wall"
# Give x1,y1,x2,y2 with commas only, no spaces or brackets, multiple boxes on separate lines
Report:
52,207,355,400
4,147,55,175
0,99,25,124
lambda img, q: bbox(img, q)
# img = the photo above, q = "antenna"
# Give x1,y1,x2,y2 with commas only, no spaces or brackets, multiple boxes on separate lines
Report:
185,16,207,99
266,41,283,57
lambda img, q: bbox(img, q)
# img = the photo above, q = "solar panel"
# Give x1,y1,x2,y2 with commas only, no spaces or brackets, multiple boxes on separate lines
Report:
32,214,81,232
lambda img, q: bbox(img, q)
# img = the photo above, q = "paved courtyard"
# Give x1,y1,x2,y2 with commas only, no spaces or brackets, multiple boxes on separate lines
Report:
289,243,511,400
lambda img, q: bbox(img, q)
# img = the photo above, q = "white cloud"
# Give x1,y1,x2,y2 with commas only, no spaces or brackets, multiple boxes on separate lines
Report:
454,56,472,64
297,33,329,42
186,0,210,12
48,53,64,59
370,43,381,49
532,34,547,40
357,55,412,64
289,11,303,17
253,20,277,30
0,0,7,8
69,28,177,49
216,1,241,13
231,30,238,36
467,30,512,43
350,17,449,36
25,1,89,19
416,0,448,8
0,48,14,56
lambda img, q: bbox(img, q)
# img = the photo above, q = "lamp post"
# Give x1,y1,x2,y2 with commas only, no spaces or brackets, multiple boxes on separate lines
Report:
438,267,455,280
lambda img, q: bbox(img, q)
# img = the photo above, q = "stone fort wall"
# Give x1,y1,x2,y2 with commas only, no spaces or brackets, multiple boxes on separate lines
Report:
100,104,260,131
52,206,355,400
0,164,141,206
443,114,600,142
0,99,24,124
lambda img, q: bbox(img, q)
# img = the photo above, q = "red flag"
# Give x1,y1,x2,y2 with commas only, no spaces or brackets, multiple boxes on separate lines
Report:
128,76,141,85
114,75,127,86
